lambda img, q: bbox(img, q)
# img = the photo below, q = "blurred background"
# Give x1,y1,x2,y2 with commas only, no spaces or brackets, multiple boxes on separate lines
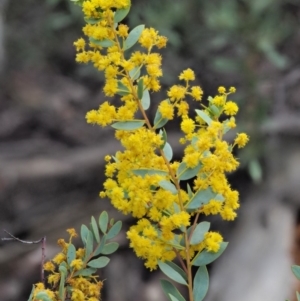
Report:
0,0,300,300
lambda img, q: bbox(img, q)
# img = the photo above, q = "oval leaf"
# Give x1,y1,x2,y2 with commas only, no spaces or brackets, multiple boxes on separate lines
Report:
153,109,168,129
67,243,76,265
89,37,114,47
111,120,145,130
190,222,210,245
141,88,150,110
84,17,102,24
187,187,217,210
114,6,130,23
74,267,97,277
177,162,202,181
132,168,168,177
87,256,110,268
106,221,122,240
163,142,173,162
159,128,167,149
35,292,53,301
137,78,144,99
160,279,185,301
129,67,141,81
91,216,100,243
193,266,209,301
99,211,109,233
84,231,94,262
158,261,187,285
192,242,228,266
292,265,300,280
81,224,89,245
195,109,212,126
94,235,107,256
124,24,145,50
159,180,177,195
101,242,119,255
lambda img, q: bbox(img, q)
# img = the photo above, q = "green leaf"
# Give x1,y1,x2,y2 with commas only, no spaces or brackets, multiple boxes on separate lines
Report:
80,224,89,245
94,235,107,256
195,110,212,125
114,6,130,23
84,17,101,24
177,162,202,181
297,292,300,301
159,128,167,149
153,108,168,129
87,256,110,268
91,216,100,243
160,279,186,301
107,221,122,240
163,142,173,162
141,88,150,110
209,105,220,117
35,292,53,301
190,222,210,245
27,285,35,301
159,180,177,195
137,78,144,99
124,24,145,50
89,37,114,47
59,272,66,301
67,243,76,265
99,211,109,233
158,261,187,285
193,266,209,301
116,81,130,96
187,183,193,199
101,242,119,254
129,67,140,81
74,268,97,277
84,230,94,262
59,262,68,275
111,120,145,130
192,242,228,266
132,168,168,177
292,265,300,280
187,187,217,210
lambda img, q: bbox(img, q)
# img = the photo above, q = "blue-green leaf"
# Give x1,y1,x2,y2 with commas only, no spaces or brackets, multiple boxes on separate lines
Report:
158,261,187,285
67,243,76,265
101,242,119,254
94,235,107,256
84,231,94,261
87,256,110,268
137,78,144,99
297,291,300,301
177,162,202,181
58,262,68,275
292,265,300,280
159,180,177,195
193,266,209,301
106,221,122,240
84,17,102,24
163,142,173,161
89,37,114,47
59,272,66,301
124,24,145,50
129,67,140,81
116,81,130,96
80,224,89,245
195,110,212,126
187,183,193,199
160,279,186,301
192,242,228,266
186,187,217,210
91,216,100,243
99,211,109,233
141,88,150,110
111,120,145,130
74,268,97,277
153,108,168,129
159,128,167,149
114,6,130,23
132,168,168,177
190,222,210,245
35,292,53,301
209,105,220,117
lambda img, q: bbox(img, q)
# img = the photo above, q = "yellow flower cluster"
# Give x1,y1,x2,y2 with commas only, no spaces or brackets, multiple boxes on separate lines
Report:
74,0,249,271
32,229,103,301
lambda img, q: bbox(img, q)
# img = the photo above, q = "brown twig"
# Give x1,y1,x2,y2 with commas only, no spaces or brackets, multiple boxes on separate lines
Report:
2,229,46,284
